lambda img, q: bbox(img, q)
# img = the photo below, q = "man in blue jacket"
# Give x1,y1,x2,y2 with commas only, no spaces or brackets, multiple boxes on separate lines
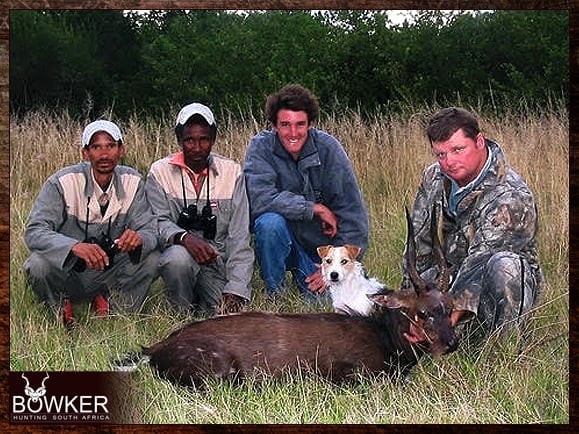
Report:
244,84,369,298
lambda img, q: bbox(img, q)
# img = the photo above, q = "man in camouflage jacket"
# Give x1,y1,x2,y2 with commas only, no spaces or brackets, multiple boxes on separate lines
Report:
404,107,544,342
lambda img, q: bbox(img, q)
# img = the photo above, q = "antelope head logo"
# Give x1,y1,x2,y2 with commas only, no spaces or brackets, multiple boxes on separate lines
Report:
21,373,49,402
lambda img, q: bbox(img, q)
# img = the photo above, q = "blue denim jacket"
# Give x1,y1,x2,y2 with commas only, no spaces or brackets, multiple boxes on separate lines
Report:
244,128,369,257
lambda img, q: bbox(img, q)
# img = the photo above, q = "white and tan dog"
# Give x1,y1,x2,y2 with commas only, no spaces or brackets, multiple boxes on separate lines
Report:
317,244,386,316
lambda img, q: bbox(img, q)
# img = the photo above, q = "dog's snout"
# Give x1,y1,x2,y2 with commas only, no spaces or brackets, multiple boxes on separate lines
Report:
330,271,339,281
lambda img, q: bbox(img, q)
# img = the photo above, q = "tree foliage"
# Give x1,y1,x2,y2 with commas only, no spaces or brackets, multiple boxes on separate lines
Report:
9,9,568,119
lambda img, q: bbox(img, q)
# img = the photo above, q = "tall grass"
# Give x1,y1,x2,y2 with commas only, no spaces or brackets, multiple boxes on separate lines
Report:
9,104,568,424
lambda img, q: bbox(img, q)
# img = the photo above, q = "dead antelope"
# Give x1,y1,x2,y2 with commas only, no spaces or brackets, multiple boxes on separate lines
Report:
114,207,457,387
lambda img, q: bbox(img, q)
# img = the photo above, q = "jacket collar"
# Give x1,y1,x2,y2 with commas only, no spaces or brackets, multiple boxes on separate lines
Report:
272,129,321,170
82,162,127,200
168,151,219,176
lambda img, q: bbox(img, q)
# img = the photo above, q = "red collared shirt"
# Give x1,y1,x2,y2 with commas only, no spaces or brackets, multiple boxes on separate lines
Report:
168,152,208,197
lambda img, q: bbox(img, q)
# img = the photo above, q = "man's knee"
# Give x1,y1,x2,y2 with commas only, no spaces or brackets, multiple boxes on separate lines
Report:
158,246,200,300
159,246,197,273
120,250,160,289
23,253,67,306
23,253,53,279
140,249,160,275
487,251,521,275
484,251,537,321
254,212,288,237
485,252,529,296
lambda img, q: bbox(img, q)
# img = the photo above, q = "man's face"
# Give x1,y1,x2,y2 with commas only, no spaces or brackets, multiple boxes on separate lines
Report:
180,123,214,171
431,129,488,187
273,109,310,160
82,131,125,176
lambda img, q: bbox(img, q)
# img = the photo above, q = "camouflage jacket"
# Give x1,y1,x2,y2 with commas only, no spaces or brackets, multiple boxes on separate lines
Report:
405,139,543,313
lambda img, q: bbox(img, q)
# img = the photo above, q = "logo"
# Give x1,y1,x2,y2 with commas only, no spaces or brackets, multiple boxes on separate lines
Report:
10,372,117,424
22,373,50,402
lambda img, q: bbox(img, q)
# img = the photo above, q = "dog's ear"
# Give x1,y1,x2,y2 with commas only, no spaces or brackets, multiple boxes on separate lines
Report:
343,244,362,259
317,245,332,259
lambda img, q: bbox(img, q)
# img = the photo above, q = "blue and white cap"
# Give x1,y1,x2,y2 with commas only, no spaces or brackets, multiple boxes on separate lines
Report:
81,120,122,148
176,103,216,127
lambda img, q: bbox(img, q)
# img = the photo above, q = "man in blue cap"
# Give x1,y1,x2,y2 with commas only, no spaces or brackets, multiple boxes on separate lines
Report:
24,120,160,328
146,103,253,316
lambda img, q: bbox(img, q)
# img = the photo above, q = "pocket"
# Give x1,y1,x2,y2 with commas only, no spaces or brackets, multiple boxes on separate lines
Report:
216,200,233,222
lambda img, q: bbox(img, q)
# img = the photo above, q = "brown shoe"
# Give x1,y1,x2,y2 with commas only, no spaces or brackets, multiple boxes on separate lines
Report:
217,293,246,315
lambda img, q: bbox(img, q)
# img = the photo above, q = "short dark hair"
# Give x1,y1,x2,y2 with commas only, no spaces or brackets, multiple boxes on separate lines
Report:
426,107,480,143
265,84,319,125
174,114,217,141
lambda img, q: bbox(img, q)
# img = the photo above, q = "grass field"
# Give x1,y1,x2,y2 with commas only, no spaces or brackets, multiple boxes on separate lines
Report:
9,104,569,424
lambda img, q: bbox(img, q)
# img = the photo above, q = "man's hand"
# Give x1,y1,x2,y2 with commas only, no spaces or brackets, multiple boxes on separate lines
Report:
403,310,469,345
450,309,471,326
305,267,327,294
180,232,219,265
313,203,338,238
71,242,110,271
114,228,142,253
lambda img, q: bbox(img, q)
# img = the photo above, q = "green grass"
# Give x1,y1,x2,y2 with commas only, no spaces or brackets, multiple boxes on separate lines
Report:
9,106,569,424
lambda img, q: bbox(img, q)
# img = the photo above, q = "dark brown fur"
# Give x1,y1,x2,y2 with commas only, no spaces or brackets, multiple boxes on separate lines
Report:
133,207,457,388
143,304,428,387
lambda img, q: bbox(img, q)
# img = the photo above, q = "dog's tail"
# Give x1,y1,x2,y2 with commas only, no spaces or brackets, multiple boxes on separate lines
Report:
112,349,150,372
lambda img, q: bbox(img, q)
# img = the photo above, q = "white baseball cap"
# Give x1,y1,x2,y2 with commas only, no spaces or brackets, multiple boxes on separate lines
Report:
176,103,216,127
81,120,122,148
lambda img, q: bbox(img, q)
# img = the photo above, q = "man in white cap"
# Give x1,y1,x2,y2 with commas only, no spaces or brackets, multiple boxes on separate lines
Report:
24,120,160,329
146,103,253,315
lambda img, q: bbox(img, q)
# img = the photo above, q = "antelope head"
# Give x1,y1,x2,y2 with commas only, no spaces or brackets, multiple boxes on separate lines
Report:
371,206,458,356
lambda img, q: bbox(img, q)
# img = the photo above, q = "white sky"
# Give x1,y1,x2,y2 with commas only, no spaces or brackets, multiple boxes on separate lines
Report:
387,10,493,26
130,10,493,28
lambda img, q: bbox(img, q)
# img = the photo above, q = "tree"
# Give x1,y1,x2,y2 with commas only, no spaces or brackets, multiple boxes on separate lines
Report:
9,9,569,119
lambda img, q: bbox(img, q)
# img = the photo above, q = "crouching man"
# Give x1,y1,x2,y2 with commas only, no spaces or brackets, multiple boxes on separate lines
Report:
23,120,160,328
403,107,544,345
145,103,253,316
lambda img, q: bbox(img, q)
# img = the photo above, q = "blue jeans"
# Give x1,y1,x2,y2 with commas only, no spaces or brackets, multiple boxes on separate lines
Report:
254,212,319,296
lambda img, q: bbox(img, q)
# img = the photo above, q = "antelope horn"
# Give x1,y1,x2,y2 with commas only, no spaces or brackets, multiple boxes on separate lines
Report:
431,204,450,292
21,373,30,389
405,207,428,295
40,373,49,388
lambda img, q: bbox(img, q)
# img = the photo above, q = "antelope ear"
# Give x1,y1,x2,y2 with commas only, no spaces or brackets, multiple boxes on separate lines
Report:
369,291,415,309
317,245,332,259
344,244,362,259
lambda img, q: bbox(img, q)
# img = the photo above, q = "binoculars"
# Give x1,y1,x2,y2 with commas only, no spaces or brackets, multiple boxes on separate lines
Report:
177,204,217,240
73,234,119,272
